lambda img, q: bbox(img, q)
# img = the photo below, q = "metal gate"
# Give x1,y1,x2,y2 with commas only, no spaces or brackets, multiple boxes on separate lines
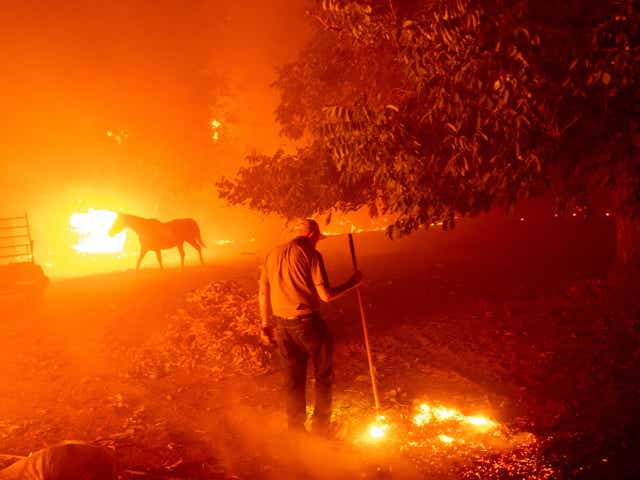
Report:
0,213,48,300
0,213,35,264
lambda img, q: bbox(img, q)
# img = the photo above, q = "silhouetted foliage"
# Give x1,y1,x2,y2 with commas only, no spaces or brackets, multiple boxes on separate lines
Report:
218,0,638,248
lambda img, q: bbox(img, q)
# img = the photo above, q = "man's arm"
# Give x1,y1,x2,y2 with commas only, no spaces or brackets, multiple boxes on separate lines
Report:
258,265,274,345
258,280,272,328
316,270,363,303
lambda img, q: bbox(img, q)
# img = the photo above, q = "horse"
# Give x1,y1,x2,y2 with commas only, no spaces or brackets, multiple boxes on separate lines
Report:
108,213,205,271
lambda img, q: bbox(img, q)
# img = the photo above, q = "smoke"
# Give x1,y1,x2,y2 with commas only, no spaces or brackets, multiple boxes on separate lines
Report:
196,382,366,480
0,0,314,277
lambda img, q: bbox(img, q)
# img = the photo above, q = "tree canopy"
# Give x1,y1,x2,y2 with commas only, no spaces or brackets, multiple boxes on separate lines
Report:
218,0,639,237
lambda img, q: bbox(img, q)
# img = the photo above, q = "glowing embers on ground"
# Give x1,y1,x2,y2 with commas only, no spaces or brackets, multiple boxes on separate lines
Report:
366,416,389,440
70,209,126,254
410,402,497,446
413,403,497,433
349,401,553,478
402,402,554,478
360,404,497,444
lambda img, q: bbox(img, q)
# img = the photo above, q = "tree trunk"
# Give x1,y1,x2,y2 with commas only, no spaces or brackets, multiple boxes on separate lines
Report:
613,213,640,282
610,119,640,285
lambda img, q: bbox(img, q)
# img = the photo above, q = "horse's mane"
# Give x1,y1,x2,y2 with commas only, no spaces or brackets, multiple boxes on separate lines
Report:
121,213,147,221
121,213,159,223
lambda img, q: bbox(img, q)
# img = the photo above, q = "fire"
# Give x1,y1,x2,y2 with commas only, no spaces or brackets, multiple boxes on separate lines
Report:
368,423,388,439
70,209,126,254
465,415,495,427
438,434,455,444
413,403,496,431
365,416,389,441
321,217,391,237
211,119,222,141
432,406,458,421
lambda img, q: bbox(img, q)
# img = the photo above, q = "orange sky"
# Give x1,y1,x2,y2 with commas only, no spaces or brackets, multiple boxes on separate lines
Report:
1,1,313,276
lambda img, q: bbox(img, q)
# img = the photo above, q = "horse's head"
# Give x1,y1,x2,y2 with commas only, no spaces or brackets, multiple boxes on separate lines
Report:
108,213,126,237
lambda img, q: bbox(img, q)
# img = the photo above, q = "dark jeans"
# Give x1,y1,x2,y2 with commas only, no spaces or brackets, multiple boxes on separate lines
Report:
275,313,334,431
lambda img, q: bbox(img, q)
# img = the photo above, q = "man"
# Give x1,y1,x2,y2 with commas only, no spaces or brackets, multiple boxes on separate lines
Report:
259,219,362,435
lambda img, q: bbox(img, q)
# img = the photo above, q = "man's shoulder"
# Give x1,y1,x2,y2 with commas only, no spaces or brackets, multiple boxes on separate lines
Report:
263,240,296,263
277,237,320,261
265,237,319,262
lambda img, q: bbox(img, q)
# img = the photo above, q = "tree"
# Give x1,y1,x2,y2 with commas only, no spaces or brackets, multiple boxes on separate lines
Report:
548,0,640,277
218,0,639,275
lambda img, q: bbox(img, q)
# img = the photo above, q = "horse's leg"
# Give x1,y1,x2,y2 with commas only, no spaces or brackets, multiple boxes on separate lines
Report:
155,250,163,270
136,249,148,272
187,240,204,265
177,243,185,270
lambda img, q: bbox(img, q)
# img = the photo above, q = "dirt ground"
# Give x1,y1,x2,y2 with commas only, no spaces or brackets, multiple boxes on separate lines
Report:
1,211,638,479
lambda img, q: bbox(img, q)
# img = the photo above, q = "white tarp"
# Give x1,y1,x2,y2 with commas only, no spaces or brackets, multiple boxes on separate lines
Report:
0,442,115,480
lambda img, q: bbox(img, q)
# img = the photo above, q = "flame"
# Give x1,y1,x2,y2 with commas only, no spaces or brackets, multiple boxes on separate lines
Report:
413,404,432,426
365,416,389,440
438,434,455,444
433,406,458,421
322,217,391,237
106,129,128,144
465,415,495,427
70,209,126,254
369,423,388,439
413,403,496,430
211,119,222,141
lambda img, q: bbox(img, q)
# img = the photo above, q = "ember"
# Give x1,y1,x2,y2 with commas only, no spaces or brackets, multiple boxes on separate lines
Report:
70,209,126,254
367,416,389,440
368,424,387,439
413,403,496,431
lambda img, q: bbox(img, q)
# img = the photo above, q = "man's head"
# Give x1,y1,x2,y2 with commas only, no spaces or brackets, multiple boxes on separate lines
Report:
293,218,326,245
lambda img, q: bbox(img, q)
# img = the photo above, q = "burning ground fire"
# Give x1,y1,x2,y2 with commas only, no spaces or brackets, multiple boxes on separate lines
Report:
361,403,496,443
69,209,126,254
354,401,554,478
412,403,496,431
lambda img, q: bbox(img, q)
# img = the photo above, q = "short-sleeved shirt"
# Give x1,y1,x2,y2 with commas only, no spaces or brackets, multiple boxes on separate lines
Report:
259,236,329,318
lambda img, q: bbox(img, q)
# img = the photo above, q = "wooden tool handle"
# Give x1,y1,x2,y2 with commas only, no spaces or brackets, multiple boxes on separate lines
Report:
348,233,358,271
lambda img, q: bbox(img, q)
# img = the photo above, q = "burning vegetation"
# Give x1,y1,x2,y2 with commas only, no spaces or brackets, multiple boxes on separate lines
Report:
124,280,272,381
70,209,127,254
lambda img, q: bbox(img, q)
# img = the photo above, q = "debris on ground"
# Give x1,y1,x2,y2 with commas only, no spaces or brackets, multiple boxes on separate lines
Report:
0,442,115,480
130,281,272,380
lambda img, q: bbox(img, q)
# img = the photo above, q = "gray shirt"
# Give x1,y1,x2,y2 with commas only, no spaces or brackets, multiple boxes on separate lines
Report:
259,236,329,318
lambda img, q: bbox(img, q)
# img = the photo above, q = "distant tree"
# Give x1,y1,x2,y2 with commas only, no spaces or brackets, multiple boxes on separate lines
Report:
218,0,639,277
544,0,639,277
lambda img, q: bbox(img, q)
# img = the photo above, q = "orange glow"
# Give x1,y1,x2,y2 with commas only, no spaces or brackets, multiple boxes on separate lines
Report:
438,434,455,444
413,403,496,431
369,424,387,439
433,406,458,421
321,217,392,237
211,119,222,141
465,415,495,427
368,416,389,440
360,415,389,441
106,129,128,144
70,209,126,254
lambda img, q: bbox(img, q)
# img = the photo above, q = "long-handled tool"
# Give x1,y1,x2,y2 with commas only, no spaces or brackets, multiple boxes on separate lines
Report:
348,233,381,418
